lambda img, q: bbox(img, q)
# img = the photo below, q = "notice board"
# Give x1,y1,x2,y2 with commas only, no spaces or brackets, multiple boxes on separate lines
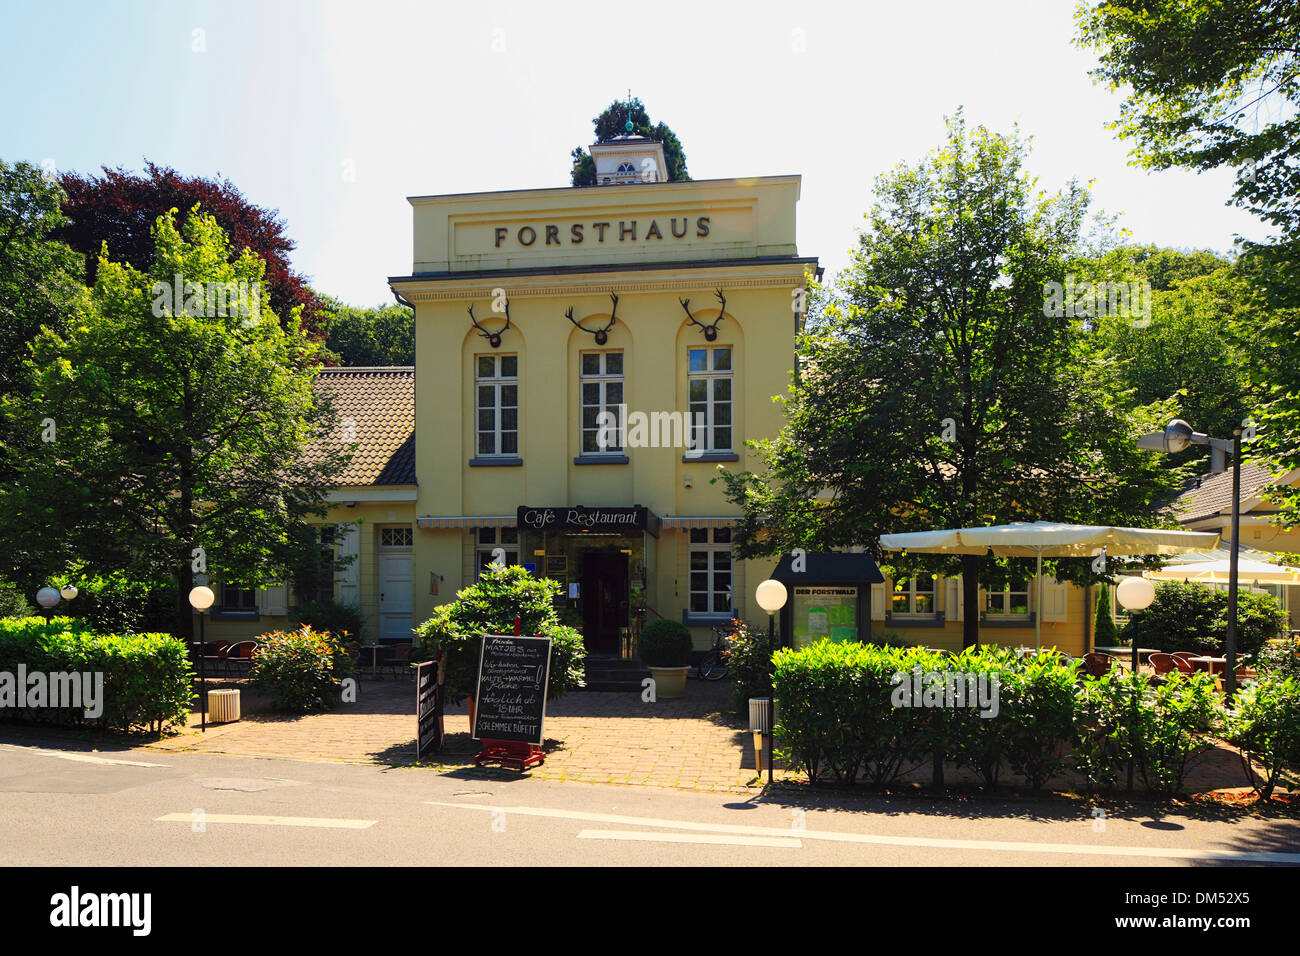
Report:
471,634,553,745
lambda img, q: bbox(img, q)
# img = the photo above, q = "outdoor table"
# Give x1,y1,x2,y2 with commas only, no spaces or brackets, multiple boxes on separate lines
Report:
360,643,384,678
1190,656,1227,675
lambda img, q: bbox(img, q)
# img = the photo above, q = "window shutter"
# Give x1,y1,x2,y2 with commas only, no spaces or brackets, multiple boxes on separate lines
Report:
871,582,886,621
945,577,964,622
1042,580,1068,623
257,584,287,617
338,523,361,606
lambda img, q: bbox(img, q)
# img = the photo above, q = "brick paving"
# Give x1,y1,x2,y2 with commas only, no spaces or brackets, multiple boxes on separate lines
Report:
147,675,762,792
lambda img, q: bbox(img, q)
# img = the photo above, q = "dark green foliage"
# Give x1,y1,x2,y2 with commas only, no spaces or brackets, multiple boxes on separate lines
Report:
54,573,178,635
0,577,32,619
0,616,192,732
1226,673,1300,800
1121,580,1287,660
724,619,778,717
570,97,689,186
637,619,692,668
320,296,414,367
1256,636,1300,679
293,599,364,643
1094,585,1118,647
412,565,585,706
249,625,354,714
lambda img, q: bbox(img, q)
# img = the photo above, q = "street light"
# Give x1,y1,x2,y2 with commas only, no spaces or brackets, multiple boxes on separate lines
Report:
755,579,788,786
1115,575,1155,792
35,587,60,624
189,585,215,732
59,584,78,601
1136,418,1244,695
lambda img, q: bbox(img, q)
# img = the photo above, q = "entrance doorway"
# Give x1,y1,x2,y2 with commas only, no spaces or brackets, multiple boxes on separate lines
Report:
378,527,413,642
581,551,628,654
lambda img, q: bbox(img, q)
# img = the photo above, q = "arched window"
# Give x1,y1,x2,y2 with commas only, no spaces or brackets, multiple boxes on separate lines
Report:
616,163,636,173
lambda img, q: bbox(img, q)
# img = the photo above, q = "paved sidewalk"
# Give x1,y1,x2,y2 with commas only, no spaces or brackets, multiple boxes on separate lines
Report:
147,677,760,792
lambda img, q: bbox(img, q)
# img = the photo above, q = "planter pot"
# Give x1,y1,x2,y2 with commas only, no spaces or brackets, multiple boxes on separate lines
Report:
648,665,689,699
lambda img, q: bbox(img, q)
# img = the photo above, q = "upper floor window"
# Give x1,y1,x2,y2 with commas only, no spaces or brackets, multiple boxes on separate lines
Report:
689,527,733,615
616,163,636,173
891,574,936,616
985,579,1030,618
688,347,733,453
476,354,518,457
581,351,624,455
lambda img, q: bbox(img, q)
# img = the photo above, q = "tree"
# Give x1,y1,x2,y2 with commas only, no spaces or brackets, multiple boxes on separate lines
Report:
320,295,415,366
719,113,1186,648
570,97,690,186
0,208,349,637
0,160,87,472
54,162,326,338
1094,583,1118,647
1075,1,1300,517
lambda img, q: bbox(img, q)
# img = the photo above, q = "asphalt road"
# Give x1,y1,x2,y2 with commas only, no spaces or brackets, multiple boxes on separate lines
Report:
0,735,1297,868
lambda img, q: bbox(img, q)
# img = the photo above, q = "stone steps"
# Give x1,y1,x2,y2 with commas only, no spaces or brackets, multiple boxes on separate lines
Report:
582,655,650,692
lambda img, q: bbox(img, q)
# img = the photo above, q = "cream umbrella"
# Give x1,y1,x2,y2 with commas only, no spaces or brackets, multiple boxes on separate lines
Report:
879,521,1221,648
1146,556,1300,586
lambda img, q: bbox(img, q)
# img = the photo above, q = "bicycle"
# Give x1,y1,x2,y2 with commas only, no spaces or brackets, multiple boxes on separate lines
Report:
695,623,732,680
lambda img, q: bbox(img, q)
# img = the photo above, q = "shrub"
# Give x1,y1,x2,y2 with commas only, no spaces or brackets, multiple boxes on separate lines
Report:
53,573,179,636
638,619,693,668
725,619,778,717
1224,673,1300,801
1135,672,1218,794
1256,636,1300,679
293,599,364,643
1002,653,1081,789
249,626,352,714
1094,585,1118,647
1073,670,1136,791
1122,580,1286,660
412,565,584,706
0,616,192,732
0,577,32,619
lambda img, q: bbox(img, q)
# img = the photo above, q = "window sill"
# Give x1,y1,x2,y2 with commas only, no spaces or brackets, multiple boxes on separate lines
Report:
681,452,739,463
469,457,523,467
884,612,945,628
980,613,1037,628
211,609,260,621
682,610,735,626
574,455,629,465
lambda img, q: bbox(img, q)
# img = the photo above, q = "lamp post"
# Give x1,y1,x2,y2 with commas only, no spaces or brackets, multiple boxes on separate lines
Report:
1137,418,1243,695
189,585,215,732
1115,575,1155,792
755,578,788,786
35,587,60,624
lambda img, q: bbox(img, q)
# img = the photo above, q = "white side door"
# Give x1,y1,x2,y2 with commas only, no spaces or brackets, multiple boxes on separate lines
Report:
378,528,414,641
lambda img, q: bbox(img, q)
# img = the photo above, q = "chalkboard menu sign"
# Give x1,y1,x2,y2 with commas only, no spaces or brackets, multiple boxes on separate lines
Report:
415,659,443,760
471,635,553,745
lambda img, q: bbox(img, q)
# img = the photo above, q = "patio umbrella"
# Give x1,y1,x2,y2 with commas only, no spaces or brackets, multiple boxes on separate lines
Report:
878,522,1221,648
1145,556,1300,586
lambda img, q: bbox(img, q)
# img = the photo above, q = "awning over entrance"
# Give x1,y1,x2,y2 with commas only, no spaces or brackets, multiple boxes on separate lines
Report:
416,515,517,529
660,516,739,530
770,551,885,584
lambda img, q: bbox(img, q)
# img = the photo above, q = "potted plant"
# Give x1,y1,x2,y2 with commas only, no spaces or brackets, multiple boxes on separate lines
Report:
639,619,693,699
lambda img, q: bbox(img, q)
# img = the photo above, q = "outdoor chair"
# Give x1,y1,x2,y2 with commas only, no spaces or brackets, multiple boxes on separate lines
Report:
200,641,229,676
1167,653,1196,675
1081,652,1114,678
1148,652,1178,685
224,640,257,677
384,642,412,680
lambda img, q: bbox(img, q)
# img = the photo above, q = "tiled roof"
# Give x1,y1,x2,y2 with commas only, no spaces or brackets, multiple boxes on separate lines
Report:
310,367,415,486
1171,459,1279,524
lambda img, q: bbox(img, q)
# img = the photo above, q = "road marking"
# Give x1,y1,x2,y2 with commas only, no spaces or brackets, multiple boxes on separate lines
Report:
156,813,375,829
0,744,168,768
426,801,1300,864
578,828,801,848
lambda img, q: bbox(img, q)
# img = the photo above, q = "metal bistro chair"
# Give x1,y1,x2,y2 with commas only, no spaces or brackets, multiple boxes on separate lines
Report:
383,642,413,680
1168,652,1197,676
1148,652,1178,685
1081,652,1115,678
200,641,229,678
223,640,257,678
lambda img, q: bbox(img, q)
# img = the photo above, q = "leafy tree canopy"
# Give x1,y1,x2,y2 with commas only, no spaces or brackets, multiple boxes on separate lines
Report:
570,96,690,185
320,295,414,366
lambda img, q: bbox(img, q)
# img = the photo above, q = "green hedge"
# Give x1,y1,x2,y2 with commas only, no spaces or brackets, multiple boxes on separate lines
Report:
0,616,192,733
772,639,1241,794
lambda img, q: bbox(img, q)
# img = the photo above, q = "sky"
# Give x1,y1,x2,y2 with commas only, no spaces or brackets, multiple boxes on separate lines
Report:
0,0,1272,307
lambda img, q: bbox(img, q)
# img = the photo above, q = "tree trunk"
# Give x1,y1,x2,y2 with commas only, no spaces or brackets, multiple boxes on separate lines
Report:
961,553,980,649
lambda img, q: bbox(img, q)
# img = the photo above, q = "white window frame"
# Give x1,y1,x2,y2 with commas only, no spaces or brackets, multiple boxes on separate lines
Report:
688,527,733,615
580,350,624,455
475,527,519,579
476,354,518,458
984,580,1031,619
890,574,937,616
687,347,733,453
